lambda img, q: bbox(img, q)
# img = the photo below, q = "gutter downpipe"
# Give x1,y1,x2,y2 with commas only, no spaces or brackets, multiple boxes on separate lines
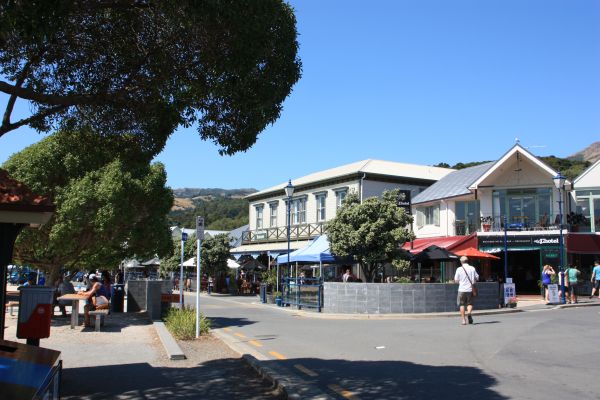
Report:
359,173,366,202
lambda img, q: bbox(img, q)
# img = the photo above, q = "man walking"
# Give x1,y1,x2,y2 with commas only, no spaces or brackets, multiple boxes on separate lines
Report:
454,256,479,325
590,260,600,299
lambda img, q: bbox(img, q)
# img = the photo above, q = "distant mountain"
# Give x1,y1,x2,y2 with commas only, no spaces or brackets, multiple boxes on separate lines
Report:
568,141,600,164
172,188,257,199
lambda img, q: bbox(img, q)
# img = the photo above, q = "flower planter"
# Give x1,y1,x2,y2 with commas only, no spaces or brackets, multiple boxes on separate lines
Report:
507,302,517,308
482,224,492,232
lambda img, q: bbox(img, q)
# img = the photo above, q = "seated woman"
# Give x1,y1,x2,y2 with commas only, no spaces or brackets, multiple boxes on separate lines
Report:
78,274,109,327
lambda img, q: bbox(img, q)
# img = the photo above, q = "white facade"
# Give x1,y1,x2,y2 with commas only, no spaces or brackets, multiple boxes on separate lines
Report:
573,159,600,233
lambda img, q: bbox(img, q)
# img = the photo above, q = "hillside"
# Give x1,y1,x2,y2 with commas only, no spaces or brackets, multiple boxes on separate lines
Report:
169,188,256,230
569,141,600,164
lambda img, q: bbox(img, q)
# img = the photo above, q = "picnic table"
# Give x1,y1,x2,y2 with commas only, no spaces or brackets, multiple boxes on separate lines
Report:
57,293,86,329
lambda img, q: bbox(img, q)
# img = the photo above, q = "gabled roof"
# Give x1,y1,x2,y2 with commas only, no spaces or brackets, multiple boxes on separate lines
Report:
574,158,600,187
247,159,454,200
468,144,569,189
412,162,494,204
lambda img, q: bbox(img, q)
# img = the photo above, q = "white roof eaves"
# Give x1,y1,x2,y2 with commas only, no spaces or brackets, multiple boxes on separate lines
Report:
574,159,600,185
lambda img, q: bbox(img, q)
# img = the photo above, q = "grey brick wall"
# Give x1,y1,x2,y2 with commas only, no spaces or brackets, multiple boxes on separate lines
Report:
324,282,499,314
126,280,172,319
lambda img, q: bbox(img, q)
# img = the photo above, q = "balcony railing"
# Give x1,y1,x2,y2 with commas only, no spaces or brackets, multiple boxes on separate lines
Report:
242,222,326,244
475,215,568,233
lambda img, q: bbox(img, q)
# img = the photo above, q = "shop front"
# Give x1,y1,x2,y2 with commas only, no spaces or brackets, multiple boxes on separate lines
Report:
478,233,561,294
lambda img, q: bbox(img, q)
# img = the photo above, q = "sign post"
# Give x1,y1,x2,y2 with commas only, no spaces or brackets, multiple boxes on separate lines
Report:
180,231,188,308
195,216,204,338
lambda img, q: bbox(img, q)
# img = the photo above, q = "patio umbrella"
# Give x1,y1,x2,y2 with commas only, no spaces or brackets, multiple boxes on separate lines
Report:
239,258,265,271
227,259,240,269
182,257,196,267
411,245,459,262
453,247,500,260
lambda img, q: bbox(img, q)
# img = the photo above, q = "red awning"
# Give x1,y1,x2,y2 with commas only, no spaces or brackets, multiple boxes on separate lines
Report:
566,233,600,254
402,234,477,254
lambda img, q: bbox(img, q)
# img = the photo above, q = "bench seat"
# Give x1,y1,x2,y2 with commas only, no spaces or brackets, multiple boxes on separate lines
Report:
88,309,109,331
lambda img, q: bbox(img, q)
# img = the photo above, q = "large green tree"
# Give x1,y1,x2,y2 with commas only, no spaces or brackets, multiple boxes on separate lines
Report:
161,233,231,278
326,189,414,282
2,130,174,280
0,1,301,154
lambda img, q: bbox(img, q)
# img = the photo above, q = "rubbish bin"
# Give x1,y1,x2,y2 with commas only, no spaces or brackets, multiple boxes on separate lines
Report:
17,286,55,345
259,284,267,303
111,284,125,313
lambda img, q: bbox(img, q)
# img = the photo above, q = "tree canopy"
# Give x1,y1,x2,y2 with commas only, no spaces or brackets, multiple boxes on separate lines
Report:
0,1,301,155
2,129,174,276
161,233,231,278
326,189,414,282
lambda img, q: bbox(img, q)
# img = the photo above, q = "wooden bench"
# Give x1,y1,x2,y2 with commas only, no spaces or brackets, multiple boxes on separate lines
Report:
88,309,109,331
5,301,19,316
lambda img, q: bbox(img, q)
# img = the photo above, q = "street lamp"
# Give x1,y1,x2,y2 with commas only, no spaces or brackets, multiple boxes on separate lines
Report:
284,180,295,294
553,171,566,304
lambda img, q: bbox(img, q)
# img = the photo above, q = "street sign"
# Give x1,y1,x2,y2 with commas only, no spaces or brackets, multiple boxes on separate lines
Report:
196,216,205,241
182,232,188,242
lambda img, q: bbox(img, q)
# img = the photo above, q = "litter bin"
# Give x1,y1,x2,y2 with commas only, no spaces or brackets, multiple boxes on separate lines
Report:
111,284,125,313
17,286,55,345
259,284,267,303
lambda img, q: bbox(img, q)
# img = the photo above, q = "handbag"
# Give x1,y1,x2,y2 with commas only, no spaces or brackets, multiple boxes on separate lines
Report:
462,266,477,297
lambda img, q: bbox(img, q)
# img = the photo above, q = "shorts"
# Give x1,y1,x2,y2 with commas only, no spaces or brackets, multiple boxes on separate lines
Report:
542,284,549,289
569,283,578,295
595,280,600,290
457,291,473,307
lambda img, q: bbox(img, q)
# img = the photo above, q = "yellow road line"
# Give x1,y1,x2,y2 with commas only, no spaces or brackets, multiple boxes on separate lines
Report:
222,327,232,332
268,350,287,360
234,332,246,338
328,384,358,399
293,364,318,377
248,340,263,347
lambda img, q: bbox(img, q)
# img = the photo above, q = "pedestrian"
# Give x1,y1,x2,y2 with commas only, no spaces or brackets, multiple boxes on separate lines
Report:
589,260,600,299
541,265,555,304
565,264,581,304
208,276,214,294
454,256,479,325
342,268,351,282
56,275,75,316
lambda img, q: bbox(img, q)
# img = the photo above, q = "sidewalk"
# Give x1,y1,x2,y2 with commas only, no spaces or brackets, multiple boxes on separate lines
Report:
3,303,281,399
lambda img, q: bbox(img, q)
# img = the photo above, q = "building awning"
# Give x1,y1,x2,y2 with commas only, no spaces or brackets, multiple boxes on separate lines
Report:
402,234,477,254
566,233,600,254
231,240,313,259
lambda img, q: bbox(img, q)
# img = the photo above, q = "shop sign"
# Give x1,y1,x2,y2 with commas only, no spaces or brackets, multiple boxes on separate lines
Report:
547,284,560,304
503,283,516,304
479,234,559,249
396,190,411,214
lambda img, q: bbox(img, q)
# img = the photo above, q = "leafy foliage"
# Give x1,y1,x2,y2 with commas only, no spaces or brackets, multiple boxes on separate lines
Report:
0,1,301,155
433,161,492,169
326,189,414,282
169,196,249,230
161,234,231,279
538,156,590,181
2,130,173,276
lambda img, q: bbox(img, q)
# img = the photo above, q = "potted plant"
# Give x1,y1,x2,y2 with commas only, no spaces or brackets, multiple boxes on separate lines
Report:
506,297,518,308
480,216,493,232
274,291,283,307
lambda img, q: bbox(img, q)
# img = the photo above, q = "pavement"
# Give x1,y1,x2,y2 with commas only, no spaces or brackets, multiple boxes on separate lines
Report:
3,285,282,400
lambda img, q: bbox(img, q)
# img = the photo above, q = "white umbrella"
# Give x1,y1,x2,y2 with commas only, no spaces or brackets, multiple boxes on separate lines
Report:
183,257,196,267
227,259,240,269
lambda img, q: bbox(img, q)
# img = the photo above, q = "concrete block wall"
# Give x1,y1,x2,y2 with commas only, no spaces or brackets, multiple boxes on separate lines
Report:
126,280,173,319
324,282,499,314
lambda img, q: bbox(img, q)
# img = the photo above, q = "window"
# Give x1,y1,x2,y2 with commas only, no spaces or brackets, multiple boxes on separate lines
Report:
335,190,347,209
255,205,264,229
416,205,440,227
269,203,278,227
455,201,480,235
291,198,306,225
316,194,326,222
492,188,552,228
576,190,600,232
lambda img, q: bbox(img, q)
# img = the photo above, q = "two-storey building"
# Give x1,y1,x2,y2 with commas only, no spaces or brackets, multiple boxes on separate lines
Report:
231,159,453,262
408,144,574,293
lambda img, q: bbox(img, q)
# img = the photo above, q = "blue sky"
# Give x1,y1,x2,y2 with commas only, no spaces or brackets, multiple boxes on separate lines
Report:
1,0,599,190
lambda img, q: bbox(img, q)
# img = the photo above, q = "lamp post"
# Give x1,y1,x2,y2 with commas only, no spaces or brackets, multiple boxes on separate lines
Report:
553,171,566,304
284,180,295,300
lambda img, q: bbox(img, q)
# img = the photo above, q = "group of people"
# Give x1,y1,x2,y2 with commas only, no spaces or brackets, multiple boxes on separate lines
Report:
54,271,113,327
541,260,600,304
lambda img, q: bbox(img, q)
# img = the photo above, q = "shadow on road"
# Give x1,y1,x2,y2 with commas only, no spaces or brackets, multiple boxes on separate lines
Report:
61,358,281,400
270,358,508,400
209,316,257,329
473,321,501,325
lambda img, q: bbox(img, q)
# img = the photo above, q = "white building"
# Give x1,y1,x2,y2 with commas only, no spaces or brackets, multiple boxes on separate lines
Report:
232,159,453,258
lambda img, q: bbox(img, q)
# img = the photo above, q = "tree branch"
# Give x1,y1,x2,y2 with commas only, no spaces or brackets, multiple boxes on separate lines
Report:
0,81,103,107
3,62,32,127
0,105,68,138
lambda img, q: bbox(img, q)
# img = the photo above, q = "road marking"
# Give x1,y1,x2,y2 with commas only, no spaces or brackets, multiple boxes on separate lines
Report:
328,384,358,399
269,350,287,360
375,346,386,350
223,327,232,332
294,364,318,377
248,340,263,347
234,332,246,339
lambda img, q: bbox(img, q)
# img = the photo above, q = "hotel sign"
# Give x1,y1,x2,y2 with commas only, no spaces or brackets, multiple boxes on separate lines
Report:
479,235,559,249
396,190,412,214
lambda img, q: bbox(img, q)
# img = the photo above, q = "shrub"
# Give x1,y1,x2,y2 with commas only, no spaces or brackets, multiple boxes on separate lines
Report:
164,307,211,340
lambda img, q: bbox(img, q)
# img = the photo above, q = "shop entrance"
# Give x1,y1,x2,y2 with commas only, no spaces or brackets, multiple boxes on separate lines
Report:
497,250,541,294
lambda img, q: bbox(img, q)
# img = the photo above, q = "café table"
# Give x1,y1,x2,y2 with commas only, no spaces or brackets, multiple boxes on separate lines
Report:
57,293,85,329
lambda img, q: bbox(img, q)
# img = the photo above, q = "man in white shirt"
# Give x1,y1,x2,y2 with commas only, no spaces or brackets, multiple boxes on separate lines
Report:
454,256,479,325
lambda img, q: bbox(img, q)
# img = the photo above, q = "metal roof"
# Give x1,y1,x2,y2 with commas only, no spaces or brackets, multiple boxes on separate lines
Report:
412,162,495,204
247,159,454,199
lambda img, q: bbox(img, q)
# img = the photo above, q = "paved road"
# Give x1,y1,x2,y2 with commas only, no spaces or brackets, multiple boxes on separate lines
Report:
187,293,600,400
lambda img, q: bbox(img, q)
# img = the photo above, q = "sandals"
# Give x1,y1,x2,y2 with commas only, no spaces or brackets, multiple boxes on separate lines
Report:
467,315,474,324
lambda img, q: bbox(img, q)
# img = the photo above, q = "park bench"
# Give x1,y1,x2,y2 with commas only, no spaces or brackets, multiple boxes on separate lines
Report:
88,309,109,332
